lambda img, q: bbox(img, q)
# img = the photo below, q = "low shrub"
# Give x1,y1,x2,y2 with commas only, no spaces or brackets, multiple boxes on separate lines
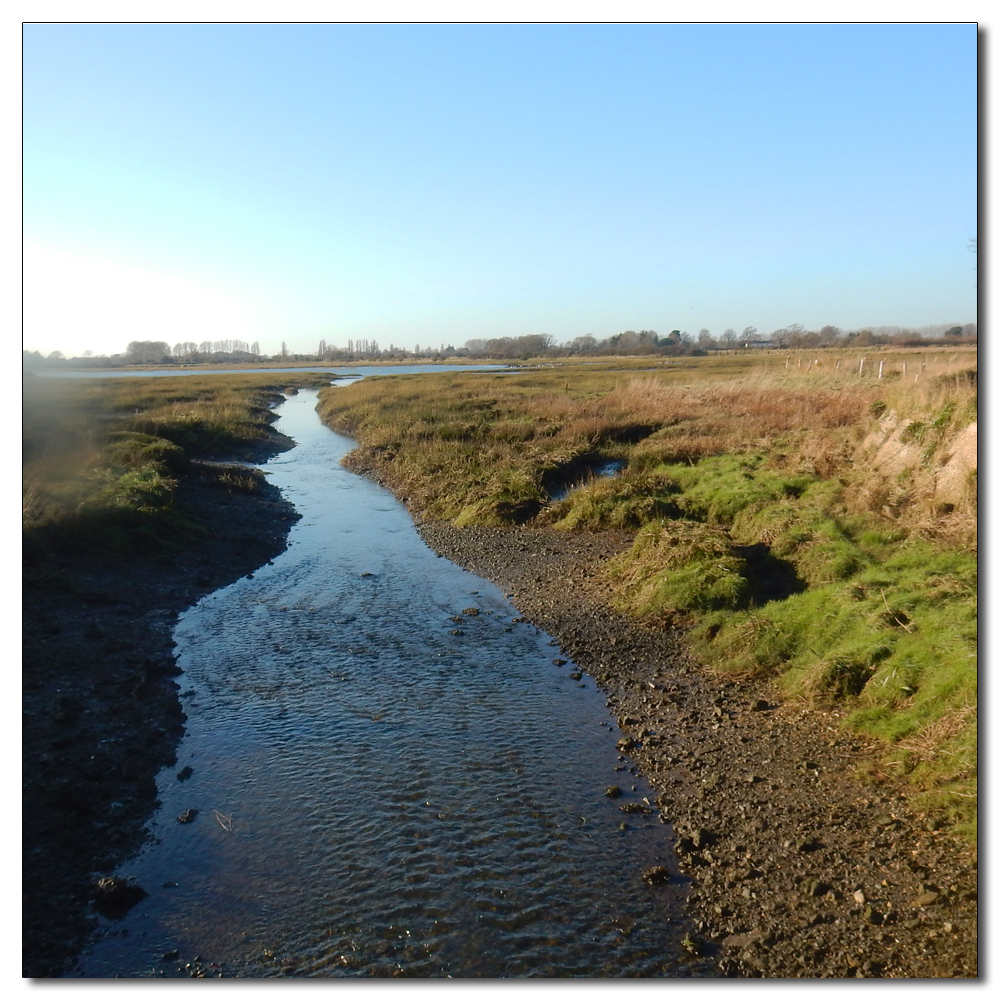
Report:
105,431,189,473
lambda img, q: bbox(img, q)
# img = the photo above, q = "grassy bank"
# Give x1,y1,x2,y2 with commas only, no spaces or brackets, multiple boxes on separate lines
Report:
318,349,977,837
23,371,334,561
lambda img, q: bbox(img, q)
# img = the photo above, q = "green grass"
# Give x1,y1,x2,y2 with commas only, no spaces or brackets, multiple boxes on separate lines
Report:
542,470,683,530
607,455,977,837
607,520,750,613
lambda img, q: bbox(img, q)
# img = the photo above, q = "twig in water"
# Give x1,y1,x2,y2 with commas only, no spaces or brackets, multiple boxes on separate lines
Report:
213,809,234,833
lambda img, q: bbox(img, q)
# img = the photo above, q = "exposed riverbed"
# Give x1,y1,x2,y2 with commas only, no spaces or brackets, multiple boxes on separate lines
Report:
68,389,713,978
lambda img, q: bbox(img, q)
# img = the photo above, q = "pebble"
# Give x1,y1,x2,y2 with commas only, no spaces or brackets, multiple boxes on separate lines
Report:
642,866,672,885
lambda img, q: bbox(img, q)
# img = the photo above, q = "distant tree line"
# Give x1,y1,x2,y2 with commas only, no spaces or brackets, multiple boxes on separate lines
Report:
22,322,977,369
457,323,977,358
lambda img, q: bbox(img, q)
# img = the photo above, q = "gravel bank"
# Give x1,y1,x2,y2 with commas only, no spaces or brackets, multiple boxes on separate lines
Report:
417,522,978,979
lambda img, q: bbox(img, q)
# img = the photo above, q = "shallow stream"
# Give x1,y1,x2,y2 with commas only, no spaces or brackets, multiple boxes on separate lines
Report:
72,385,709,978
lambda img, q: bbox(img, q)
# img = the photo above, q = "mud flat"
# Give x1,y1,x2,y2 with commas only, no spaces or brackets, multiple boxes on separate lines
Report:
417,522,978,979
22,459,300,978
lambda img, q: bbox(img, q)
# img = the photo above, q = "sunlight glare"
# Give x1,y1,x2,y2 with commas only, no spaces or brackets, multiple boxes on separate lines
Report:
23,243,263,358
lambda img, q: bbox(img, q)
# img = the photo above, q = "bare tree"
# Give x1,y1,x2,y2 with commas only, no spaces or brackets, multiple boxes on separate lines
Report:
776,323,805,348
126,340,171,363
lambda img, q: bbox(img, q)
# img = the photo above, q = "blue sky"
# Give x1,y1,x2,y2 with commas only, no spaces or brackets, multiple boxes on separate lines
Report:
23,22,978,357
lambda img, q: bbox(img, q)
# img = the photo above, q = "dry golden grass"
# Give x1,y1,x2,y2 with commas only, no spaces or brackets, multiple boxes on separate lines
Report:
319,349,977,541
896,703,977,764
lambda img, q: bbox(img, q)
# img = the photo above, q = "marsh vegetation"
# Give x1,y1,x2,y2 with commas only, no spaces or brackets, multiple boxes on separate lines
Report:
318,349,978,837
23,371,334,560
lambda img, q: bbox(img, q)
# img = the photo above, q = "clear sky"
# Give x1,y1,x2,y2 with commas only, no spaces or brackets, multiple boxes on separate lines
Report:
23,22,978,358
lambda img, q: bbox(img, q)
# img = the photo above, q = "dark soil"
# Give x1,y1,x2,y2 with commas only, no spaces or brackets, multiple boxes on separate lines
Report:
417,522,979,979
22,448,300,978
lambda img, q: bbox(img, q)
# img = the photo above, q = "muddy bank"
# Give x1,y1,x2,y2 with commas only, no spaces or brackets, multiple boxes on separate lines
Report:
22,455,300,978
417,522,978,978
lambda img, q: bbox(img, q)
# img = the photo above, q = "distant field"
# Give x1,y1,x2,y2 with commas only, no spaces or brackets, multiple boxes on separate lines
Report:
319,347,978,837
